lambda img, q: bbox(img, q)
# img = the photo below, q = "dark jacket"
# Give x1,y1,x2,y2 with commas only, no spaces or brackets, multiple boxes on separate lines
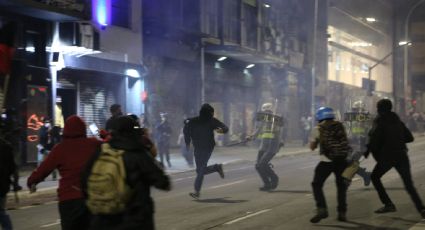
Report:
28,115,102,202
155,120,172,144
367,111,413,162
0,137,15,196
183,109,228,149
82,132,170,229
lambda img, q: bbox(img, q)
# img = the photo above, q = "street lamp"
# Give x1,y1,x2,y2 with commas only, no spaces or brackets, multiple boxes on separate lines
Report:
367,42,411,96
403,0,425,114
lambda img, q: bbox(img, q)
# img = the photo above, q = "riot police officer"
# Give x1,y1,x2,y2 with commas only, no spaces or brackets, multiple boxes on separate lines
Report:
248,102,284,191
343,100,371,186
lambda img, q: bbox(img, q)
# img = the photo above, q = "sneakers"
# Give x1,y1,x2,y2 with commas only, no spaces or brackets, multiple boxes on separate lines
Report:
337,212,347,222
375,204,396,213
217,164,225,179
189,192,200,199
310,208,329,223
363,172,371,186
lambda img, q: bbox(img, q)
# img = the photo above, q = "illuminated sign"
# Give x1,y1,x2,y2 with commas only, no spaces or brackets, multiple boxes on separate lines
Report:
92,0,111,26
27,114,44,142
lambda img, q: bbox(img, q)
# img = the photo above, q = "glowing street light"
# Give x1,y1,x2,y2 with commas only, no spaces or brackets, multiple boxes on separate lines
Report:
217,56,227,61
246,64,255,69
366,17,376,22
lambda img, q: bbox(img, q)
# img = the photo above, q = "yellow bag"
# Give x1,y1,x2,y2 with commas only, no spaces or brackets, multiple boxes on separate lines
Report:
342,160,360,181
86,143,133,214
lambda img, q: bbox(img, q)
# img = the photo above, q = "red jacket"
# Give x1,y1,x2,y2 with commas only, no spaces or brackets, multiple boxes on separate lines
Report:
27,115,102,202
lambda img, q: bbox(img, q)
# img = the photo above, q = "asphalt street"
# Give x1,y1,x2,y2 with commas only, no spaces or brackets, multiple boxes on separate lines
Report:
7,137,425,230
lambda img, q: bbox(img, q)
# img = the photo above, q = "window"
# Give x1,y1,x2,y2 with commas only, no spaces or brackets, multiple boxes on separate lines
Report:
201,0,219,37
223,0,240,43
111,0,131,28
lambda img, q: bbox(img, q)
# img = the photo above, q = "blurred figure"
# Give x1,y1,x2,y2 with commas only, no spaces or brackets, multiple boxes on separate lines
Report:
178,126,193,167
301,115,312,146
155,112,172,168
84,116,171,230
28,115,102,230
184,104,228,199
37,117,58,180
365,99,425,218
105,104,123,133
247,102,284,191
139,113,150,129
0,127,17,230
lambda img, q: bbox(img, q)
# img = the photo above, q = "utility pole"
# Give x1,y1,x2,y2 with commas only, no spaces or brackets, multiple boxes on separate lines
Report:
311,0,318,127
403,0,425,114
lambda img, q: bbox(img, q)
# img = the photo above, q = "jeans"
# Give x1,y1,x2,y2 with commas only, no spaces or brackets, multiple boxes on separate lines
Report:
158,142,170,166
311,160,348,213
59,199,91,230
0,196,12,230
371,154,424,212
193,146,219,192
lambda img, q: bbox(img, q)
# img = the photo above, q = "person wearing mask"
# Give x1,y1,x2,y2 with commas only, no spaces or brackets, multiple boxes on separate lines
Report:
155,112,172,167
309,107,350,223
366,98,425,218
84,115,171,230
27,115,102,230
184,103,228,199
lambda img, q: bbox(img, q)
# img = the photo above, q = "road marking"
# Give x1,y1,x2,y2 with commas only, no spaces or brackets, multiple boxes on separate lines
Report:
408,221,425,230
40,219,60,228
209,180,246,189
226,166,252,172
224,209,272,225
352,178,361,182
174,176,196,182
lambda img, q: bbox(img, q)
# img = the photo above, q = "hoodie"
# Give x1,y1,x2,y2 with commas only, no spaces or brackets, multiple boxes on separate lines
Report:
367,111,414,162
27,115,102,202
183,104,228,148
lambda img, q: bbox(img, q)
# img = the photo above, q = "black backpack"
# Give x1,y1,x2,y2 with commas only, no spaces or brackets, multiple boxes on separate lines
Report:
319,121,352,161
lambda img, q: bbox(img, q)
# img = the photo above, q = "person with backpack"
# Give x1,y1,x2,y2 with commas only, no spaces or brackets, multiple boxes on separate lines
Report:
309,107,350,223
184,103,228,199
365,99,425,218
84,115,171,230
0,126,18,230
27,115,102,230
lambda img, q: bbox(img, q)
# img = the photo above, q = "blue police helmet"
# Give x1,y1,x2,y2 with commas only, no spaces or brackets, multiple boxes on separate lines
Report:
315,107,335,121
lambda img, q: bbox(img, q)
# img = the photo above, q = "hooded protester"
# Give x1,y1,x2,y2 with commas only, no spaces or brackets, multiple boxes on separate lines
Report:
184,103,228,199
27,115,102,230
366,99,425,218
83,115,171,230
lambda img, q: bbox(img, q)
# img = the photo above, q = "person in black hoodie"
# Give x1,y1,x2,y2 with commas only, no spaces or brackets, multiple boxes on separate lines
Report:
366,98,425,218
184,103,228,199
84,115,171,230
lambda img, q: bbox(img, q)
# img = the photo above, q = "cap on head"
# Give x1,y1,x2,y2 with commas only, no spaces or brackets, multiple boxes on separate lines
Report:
377,98,392,114
261,103,273,111
315,107,335,121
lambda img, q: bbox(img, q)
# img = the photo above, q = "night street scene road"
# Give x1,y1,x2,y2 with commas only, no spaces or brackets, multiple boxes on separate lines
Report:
1,0,425,229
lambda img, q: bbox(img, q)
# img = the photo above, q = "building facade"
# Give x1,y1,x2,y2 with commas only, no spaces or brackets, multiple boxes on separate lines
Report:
0,0,145,164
